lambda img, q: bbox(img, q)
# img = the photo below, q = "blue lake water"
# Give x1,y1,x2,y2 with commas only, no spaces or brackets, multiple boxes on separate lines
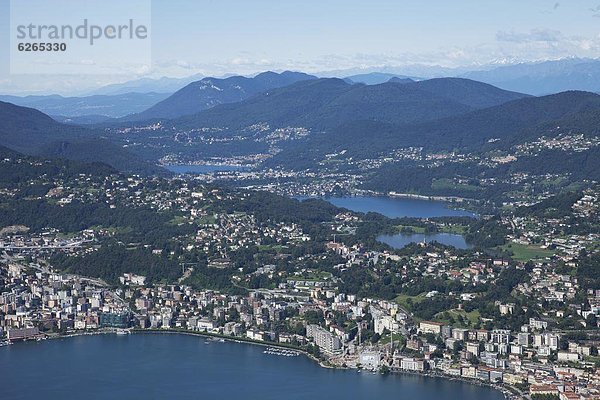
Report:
378,232,473,249
304,196,477,218
165,164,249,174
0,333,504,400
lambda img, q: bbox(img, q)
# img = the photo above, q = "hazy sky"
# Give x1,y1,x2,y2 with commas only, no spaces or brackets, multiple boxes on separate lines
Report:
1,0,600,94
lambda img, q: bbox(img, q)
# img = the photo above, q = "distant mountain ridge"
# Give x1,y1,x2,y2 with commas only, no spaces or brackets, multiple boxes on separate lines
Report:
124,71,317,121
0,92,170,118
265,90,600,169
344,72,419,85
321,58,600,95
0,101,165,176
53,114,116,125
0,144,119,185
265,91,600,176
2,70,600,189
460,58,600,95
87,74,205,96
168,77,529,130
394,90,600,150
387,77,414,84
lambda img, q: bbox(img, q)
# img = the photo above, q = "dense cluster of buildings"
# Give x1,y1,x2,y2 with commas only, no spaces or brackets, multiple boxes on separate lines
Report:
0,260,130,340
2,253,599,399
1,150,598,400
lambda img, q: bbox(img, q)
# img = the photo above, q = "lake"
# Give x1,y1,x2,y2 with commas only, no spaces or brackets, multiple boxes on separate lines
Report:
378,232,473,249
0,333,504,400
303,196,477,218
165,164,249,174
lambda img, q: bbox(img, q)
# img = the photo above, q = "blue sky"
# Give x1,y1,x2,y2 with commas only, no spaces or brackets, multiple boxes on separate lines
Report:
1,0,600,94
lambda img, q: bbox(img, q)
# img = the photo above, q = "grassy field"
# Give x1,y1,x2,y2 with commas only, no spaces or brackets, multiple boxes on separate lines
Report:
394,225,427,234
293,270,333,282
500,243,554,262
197,214,217,224
393,224,468,235
394,293,427,310
433,309,481,328
378,332,406,346
168,215,188,225
395,294,480,326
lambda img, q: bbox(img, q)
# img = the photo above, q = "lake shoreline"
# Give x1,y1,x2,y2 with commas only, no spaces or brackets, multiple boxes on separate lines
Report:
377,232,473,250
298,195,479,219
386,191,474,203
13,327,513,399
146,329,517,399
15,327,332,370
132,328,334,369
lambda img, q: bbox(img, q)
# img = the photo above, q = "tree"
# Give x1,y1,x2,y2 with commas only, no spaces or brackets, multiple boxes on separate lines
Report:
371,332,381,344
586,313,597,328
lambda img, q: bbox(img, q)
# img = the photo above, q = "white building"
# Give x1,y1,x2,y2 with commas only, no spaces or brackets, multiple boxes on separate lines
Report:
399,357,425,372
359,350,380,369
557,351,580,362
529,318,548,331
306,324,342,355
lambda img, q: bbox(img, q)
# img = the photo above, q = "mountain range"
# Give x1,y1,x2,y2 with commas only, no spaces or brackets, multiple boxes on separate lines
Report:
102,75,600,174
261,90,600,170
1,67,600,190
123,71,316,121
85,74,205,96
3,58,600,124
0,101,165,176
459,58,600,95
352,90,600,153
168,77,528,130
344,72,418,85
336,58,600,95
0,92,170,119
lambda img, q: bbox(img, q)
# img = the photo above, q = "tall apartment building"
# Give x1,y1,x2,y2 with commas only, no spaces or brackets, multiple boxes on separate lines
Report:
306,324,342,355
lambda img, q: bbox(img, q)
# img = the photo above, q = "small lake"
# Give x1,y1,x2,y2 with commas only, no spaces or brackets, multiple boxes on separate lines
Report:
165,164,250,174
303,196,477,218
378,232,472,249
0,333,504,400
